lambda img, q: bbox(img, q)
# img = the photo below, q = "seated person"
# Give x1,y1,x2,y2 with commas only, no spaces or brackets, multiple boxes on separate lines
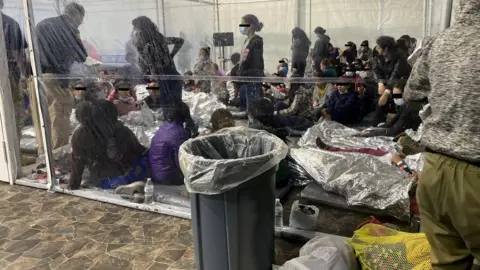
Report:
149,102,191,185
249,98,312,141
277,59,289,77
107,80,138,116
277,74,314,120
320,58,338,77
69,100,148,190
183,71,196,92
72,80,100,106
210,108,235,132
143,82,162,111
360,80,423,137
321,82,362,125
312,70,334,119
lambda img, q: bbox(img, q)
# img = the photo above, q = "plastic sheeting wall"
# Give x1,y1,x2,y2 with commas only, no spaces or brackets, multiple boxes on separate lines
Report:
4,0,449,72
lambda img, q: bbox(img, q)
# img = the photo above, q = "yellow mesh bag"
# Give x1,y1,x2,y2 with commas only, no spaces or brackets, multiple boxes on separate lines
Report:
347,224,432,270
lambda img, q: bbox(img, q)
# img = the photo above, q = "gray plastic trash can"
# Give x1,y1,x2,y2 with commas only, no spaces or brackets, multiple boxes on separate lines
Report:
179,127,289,270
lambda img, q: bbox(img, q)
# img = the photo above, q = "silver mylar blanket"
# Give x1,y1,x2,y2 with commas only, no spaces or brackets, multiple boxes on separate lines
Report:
298,120,396,153
290,147,412,219
182,90,226,132
292,121,416,219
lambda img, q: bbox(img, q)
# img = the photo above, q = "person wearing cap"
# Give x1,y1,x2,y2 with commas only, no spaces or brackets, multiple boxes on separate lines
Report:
358,40,373,60
311,27,330,70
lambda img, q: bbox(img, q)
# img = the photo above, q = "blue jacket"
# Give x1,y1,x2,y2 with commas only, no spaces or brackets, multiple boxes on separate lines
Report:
149,122,190,185
323,90,361,125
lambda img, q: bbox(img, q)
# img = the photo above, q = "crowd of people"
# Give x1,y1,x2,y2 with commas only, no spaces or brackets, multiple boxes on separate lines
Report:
2,0,479,268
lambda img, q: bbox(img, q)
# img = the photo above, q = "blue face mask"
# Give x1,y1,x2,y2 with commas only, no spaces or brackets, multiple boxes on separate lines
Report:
239,26,249,36
394,99,405,106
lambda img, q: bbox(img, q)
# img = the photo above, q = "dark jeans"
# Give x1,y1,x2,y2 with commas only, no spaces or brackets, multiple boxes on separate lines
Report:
156,67,198,136
239,83,262,111
372,99,395,127
275,101,290,112
292,60,306,77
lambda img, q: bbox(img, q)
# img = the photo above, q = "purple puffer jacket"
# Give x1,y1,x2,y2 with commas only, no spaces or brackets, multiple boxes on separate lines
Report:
149,122,190,185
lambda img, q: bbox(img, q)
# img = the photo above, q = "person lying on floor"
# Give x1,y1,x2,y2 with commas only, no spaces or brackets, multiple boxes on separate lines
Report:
149,102,191,185
359,80,423,137
276,74,314,120
210,108,235,132
68,100,148,190
320,82,362,125
107,80,138,116
249,98,312,141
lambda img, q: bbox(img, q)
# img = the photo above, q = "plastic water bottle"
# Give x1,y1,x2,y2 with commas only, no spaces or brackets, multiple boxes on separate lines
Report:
144,178,154,204
275,199,284,233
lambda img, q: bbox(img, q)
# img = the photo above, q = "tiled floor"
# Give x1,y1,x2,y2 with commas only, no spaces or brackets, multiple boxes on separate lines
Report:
0,183,301,270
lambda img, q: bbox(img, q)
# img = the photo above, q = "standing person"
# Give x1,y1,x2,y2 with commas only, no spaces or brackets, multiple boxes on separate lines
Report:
1,0,28,148
132,16,197,136
310,26,330,70
404,0,480,268
291,27,311,77
372,35,411,126
193,47,214,93
237,14,265,111
32,2,87,155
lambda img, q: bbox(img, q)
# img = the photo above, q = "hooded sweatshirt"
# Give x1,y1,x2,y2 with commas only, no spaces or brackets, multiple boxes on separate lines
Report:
404,0,480,164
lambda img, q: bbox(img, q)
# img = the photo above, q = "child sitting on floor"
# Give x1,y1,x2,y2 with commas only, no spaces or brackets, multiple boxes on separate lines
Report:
107,80,138,116
68,100,148,190
210,108,235,132
248,98,312,141
149,102,192,185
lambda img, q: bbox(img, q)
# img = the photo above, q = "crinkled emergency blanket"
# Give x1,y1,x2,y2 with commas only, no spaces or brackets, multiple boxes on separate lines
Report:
292,121,417,219
298,120,397,153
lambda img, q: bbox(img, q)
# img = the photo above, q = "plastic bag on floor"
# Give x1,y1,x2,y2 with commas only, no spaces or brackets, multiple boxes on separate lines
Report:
280,235,359,270
348,224,432,270
289,200,319,231
179,127,288,194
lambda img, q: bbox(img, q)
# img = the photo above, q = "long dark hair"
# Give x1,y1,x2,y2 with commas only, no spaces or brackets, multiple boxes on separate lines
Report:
132,16,165,44
75,100,120,159
292,27,311,47
242,14,264,32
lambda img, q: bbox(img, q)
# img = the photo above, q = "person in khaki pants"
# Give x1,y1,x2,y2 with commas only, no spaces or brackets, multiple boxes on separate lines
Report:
404,0,480,268
33,2,87,154
27,76,73,155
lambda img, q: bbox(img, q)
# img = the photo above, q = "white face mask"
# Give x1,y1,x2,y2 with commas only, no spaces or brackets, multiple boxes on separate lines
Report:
118,96,134,103
345,71,354,77
358,71,368,79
